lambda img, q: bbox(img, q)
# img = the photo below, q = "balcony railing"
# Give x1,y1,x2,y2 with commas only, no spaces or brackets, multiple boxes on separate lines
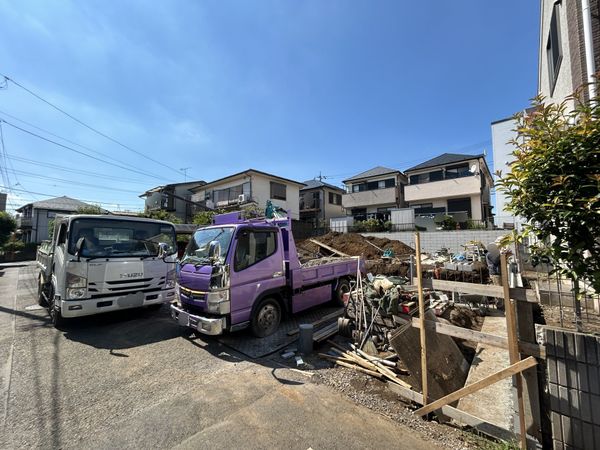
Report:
342,186,397,209
17,217,32,228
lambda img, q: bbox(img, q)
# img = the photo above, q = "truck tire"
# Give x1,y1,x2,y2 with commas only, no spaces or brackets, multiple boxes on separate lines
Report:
251,297,281,338
47,286,64,329
334,278,351,306
37,274,48,307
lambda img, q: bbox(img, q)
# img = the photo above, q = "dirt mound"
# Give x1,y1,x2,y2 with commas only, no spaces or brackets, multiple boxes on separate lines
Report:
441,305,482,330
297,232,414,261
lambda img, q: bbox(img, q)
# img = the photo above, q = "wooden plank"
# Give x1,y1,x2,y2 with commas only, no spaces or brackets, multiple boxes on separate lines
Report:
415,232,428,406
309,239,349,257
414,356,537,416
318,354,384,378
414,278,538,303
410,317,546,359
501,253,527,450
387,382,516,444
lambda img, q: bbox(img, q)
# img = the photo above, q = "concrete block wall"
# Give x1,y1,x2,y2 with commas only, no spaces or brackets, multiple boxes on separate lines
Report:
545,328,600,450
361,230,509,254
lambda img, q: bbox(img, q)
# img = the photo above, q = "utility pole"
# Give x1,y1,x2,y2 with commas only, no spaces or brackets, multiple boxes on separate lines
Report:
180,167,191,182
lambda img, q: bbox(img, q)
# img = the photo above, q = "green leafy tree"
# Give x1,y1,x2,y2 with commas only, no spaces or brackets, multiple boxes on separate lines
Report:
0,212,16,246
496,90,600,314
139,210,182,224
76,204,104,214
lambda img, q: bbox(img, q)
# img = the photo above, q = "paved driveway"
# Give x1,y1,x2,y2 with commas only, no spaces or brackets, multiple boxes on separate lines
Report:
0,263,439,449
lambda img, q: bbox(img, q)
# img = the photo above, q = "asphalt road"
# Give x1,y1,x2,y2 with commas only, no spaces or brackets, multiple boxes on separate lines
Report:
0,263,440,450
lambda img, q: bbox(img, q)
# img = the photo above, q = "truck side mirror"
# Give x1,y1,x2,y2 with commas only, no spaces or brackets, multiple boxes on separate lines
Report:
75,237,85,261
158,242,170,260
208,240,221,261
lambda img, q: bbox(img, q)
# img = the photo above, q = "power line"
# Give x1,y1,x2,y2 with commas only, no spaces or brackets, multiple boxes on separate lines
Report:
5,168,143,194
0,73,188,176
0,108,166,177
2,185,143,208
0,119,170,182
5,154,151,185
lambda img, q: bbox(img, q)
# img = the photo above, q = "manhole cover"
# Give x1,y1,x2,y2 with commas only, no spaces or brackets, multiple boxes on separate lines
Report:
25,305,45,311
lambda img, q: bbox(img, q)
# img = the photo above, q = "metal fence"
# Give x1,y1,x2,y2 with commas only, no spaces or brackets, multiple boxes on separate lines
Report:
516,241,600,334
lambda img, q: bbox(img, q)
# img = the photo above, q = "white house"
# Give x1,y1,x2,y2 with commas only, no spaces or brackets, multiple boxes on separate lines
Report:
342,166,407,222
190,169,305,219
404,153,493,225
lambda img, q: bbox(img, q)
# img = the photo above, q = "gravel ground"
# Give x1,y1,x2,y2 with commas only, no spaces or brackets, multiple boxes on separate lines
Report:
306,359,505,450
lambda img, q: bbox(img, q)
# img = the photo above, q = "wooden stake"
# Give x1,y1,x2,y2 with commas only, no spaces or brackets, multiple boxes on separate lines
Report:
415,232,428,405
501,253,527,450
414,356,537,416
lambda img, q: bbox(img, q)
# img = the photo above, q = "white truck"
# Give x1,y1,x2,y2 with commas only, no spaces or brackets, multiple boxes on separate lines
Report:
36,214,178,327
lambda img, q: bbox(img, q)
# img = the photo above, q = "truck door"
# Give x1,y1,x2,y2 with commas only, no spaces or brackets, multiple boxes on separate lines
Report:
228,229,285,325
52,221,69,296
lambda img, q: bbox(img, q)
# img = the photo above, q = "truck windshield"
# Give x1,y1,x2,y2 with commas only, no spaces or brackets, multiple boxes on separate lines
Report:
68,218,176,258
181,227,234,265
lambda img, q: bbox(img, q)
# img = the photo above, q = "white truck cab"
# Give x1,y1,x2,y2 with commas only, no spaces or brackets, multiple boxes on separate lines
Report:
37,214,177,327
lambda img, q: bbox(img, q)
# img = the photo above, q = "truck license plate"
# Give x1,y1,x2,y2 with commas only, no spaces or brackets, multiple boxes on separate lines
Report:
117,292,144,308
178,311,189,327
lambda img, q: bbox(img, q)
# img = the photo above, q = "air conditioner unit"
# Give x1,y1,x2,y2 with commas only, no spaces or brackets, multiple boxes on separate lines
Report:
238,194,246,203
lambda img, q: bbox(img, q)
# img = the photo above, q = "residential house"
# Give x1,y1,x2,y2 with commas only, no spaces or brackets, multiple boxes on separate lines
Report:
140,180,206,223
342,167,407,221
299,179,345,227
404,153,493,225
539,0,600,108
190,169,305,219
16,196,96,243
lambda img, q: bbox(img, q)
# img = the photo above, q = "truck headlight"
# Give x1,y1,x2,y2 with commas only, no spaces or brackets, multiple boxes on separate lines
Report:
206,290,230,314
165,269,177,289
67,288,86,300
66,272,87,288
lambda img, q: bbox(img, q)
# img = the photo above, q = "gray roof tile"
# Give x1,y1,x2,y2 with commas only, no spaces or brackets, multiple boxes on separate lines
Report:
342,166,400,183
405,153,485,172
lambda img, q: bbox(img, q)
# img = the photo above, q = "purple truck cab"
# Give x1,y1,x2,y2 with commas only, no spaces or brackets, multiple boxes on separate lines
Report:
171,212,363,337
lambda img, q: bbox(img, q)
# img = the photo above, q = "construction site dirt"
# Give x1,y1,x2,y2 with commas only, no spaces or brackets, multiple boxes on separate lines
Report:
296,232,414,276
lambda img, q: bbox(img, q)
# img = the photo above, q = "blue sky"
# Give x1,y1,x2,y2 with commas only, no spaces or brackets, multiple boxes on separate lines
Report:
0,1,539,213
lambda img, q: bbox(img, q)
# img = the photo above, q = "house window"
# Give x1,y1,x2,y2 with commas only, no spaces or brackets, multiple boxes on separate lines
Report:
212,182,251,205
351,208,367,221
429,170,443,182
329,192,342,205
270,182,287,200
547,3,562,94
447,197,472,217
445,164,470,179
409,173,429,184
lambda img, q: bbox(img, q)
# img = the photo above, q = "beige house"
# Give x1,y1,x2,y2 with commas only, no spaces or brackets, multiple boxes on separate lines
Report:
404,153,493,224
190,169,305,219
299,179,345,227
342,166,407,222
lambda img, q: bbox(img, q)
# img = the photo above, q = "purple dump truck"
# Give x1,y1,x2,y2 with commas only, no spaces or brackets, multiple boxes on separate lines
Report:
171,211,362,337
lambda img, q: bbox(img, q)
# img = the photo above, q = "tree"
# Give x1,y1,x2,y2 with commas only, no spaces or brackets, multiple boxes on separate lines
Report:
76,204,104,215
139,210,182,224
0,212,16,246
496,90,600,329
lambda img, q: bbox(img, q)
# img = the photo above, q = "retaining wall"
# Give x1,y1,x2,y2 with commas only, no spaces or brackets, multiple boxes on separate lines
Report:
361,230,510,254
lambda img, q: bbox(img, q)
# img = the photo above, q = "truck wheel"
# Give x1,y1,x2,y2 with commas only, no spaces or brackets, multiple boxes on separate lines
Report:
334,278,351,306
251,298,281,338
48,287,64,329
37,274,48,307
